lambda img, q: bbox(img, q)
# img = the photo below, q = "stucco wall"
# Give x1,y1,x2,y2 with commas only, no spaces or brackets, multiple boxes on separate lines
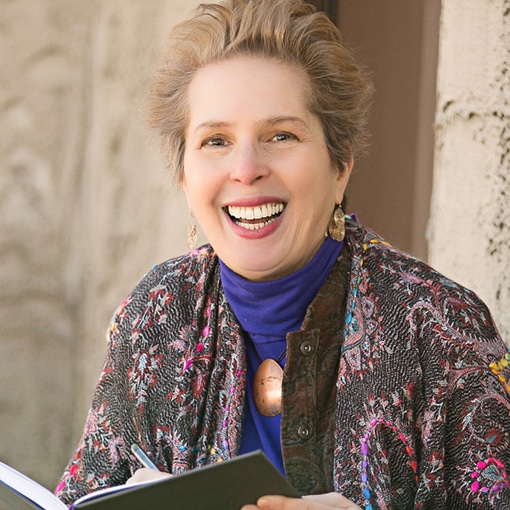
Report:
429,0,510,342
0,0,200,490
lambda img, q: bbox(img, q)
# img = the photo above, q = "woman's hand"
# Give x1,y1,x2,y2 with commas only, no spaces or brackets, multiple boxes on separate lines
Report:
125,468,172,485
241,492,362,510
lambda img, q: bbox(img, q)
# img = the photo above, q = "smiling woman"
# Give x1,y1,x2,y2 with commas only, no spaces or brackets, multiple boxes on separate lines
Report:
55,1,510,509
182,57,348,281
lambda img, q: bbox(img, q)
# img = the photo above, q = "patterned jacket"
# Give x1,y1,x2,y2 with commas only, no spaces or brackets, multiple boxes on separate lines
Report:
56,220,510,509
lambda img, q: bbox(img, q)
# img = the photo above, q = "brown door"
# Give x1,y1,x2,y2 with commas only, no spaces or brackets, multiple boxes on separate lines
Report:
308,0,440,261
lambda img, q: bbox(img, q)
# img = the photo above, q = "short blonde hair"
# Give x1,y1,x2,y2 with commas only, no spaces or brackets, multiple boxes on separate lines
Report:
145,0,373,182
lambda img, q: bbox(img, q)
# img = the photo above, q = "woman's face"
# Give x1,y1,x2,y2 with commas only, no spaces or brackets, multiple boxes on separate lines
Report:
182,56,351,281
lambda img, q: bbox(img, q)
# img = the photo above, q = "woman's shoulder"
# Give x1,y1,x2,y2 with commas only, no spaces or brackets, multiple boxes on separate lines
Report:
346,218,473,294
344,217,505,357
345,218,496,325
140,244,217,290
110,245,218,325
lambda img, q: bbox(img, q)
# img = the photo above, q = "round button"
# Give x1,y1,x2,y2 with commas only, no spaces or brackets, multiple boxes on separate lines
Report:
297,424,312,440
300,340,314,356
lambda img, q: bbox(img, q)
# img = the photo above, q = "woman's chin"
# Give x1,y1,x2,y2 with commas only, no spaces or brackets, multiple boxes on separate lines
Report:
224,249,301,281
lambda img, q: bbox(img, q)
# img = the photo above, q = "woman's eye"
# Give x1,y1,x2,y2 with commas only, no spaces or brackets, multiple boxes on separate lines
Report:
272,132,295,142
203,136,226,147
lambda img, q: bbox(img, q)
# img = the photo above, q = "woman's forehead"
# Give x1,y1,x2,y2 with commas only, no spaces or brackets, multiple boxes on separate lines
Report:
185,56,312,125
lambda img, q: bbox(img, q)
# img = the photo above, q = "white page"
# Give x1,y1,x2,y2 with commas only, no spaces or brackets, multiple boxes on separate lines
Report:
0,461,66,510
72,478,162,508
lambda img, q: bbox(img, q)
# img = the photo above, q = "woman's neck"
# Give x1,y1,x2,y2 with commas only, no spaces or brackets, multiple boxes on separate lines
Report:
219,237,343,340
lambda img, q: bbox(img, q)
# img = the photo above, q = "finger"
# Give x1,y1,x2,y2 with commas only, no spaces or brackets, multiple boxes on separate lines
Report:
303,493,361,509
254,495,323,510
125,468,172,485
252,493,361,510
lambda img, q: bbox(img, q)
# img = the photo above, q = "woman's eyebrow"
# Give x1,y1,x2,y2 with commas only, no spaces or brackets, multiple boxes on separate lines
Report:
192,120,231,134
191,116,309,135
261,116,308,127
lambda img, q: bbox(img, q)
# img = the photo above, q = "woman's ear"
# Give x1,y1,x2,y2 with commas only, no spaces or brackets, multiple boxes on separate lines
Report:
335,156,354,204
180,168,189,199
346,155,354,173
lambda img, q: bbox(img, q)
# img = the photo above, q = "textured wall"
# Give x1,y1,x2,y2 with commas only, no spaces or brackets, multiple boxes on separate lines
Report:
0,0,199,489
430,0,510,342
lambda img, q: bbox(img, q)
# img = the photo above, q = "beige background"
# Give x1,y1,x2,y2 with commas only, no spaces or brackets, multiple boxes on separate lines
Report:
0,0,199,491
0,0,508,495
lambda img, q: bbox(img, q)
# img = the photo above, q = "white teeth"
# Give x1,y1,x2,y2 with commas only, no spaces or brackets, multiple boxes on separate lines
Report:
226,202,285,231
236,216,279,230
228,202,284,221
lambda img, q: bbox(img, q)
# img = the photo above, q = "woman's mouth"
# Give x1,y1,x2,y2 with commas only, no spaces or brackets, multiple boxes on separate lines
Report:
226,202,285,231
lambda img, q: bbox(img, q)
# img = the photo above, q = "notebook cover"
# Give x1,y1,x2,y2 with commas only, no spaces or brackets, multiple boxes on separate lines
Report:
74,451,300,510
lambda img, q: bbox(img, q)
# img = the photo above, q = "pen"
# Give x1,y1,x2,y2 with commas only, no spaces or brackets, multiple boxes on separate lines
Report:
131,443,160,471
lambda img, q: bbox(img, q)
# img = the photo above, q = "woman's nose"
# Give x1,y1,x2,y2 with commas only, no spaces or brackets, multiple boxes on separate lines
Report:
229,144,270,185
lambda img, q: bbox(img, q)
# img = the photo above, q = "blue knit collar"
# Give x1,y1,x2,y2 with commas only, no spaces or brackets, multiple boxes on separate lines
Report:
219,237,343,340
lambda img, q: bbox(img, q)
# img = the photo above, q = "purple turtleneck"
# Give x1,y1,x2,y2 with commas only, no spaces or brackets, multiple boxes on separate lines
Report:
219,236,343,474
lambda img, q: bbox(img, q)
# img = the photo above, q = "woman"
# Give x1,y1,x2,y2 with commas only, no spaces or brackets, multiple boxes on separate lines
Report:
56,0,510,508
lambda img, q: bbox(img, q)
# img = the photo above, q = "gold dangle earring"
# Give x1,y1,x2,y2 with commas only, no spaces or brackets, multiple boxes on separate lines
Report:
326,203,345,242
187,210,198,249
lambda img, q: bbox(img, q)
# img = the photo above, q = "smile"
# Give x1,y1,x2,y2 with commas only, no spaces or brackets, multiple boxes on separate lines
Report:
227,202,285,231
